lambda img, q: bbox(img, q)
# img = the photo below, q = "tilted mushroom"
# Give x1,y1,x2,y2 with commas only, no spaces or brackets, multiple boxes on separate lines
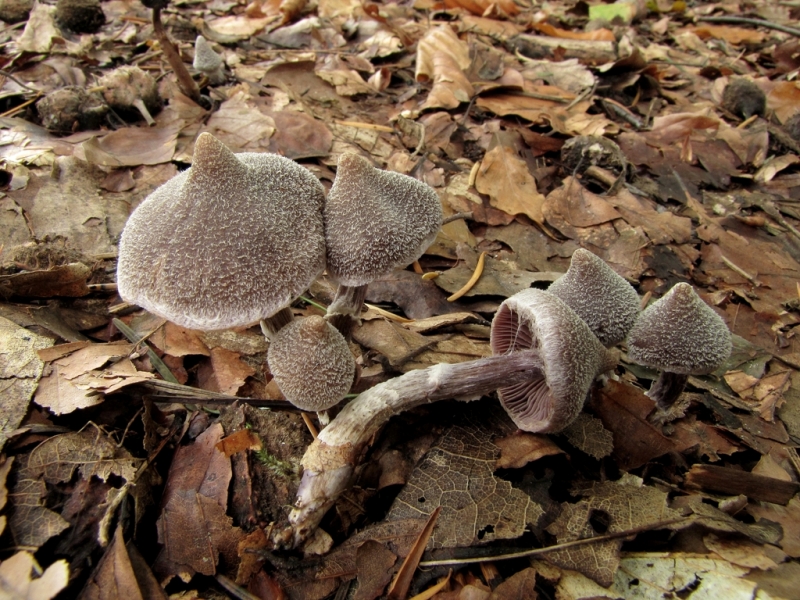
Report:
626,282,732,410
491,289,618,433
268,316,355,411
546,248,640,347
274,288,616,548
193,36,225,86
324,153,442,334
117,132,326,332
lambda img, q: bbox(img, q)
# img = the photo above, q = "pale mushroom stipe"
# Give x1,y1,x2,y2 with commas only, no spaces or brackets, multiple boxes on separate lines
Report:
276,286,621,548
117,132,326,331
626,282,732,409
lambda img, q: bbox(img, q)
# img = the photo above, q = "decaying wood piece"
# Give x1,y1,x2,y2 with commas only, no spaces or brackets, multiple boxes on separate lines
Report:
272,350,545,549
511,34,618,65
685,464,800,505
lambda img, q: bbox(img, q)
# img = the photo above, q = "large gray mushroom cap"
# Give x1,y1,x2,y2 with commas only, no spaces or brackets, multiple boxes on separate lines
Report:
490,289,612,433
268,315,355,411
547,248,640,347
627,282,732,375
324,153,443,286
117,132,326,330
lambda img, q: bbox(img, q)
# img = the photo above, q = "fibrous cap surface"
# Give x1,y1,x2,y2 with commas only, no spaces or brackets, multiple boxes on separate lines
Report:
268,315,355,411
547,248,640,347
626,282,732,375
490,289,608,433
117,132,326,330
324,153,443,286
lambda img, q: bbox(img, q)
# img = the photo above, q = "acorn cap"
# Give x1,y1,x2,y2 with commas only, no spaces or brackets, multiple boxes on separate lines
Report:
547,248,640,347
117,132,326,330
324,153,443,286
490,289,611,433
268,315,355,411
626,282,732,375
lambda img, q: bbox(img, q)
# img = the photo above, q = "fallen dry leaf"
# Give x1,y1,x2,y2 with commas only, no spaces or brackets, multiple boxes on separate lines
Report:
0,552,68,600
0,316,54,452
416,25,474,111
154,422,244,581
475,145,545,223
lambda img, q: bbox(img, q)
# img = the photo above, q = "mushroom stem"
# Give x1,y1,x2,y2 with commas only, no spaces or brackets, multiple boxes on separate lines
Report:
647,371,689,410
132,97,155,126
259,307,295,340
272,349,545,549
325,284,368,338
152,7,201,103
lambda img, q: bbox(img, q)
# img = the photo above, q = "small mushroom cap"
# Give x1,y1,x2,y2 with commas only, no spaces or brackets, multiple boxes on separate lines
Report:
117,132,326,330
626,282,732,375
324,153,443,286
490,289,610,433
193,36,223,72
268,315,355,411
547,248,640,347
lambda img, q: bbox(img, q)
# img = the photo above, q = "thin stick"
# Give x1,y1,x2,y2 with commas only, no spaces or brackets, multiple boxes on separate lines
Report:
720,255,760,285
112,318,179,384
442,211,473,225
152,7,201,102
419,517,690,567
301,413,319,439
696,15,800,38
447,252,486,302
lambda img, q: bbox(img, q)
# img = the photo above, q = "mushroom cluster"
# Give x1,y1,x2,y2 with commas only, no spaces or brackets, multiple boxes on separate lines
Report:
116,136,441,414
115,134,732,550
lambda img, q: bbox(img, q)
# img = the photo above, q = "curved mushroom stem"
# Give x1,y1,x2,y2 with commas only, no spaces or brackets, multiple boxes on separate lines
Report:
325,284,368,339
647,371,689,410
271,350,545,549
259,306,295,341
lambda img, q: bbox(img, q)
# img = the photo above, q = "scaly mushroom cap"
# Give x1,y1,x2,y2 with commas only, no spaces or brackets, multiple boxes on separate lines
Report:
626,282,732,375
117,133,326,330
268,315,355,411
547,248,640,347
490,289,610,433
324,153,443,286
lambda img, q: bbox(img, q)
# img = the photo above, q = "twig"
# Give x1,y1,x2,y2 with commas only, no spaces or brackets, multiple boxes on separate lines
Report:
442,211,473,225
565,80,597,111
696,15,800,38
720,255,761,286
418,517,691,567
139,379,296,409
151,8,201,102
301,413,319,439
112,318,179,384
447,251,486,302
0,69,41,92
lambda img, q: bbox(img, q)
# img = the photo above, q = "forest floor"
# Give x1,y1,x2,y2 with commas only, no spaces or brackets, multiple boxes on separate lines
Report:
1,0,800,598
